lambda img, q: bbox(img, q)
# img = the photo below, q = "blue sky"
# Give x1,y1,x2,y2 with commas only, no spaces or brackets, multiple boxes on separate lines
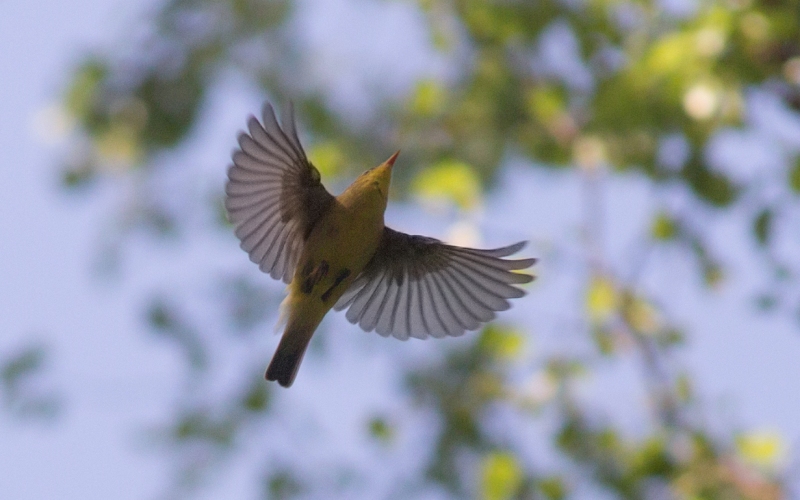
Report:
3,0,800,498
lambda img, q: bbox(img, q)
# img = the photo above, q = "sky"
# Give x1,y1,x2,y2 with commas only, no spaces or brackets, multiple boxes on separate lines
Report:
0,0,175,498
2,0,800,499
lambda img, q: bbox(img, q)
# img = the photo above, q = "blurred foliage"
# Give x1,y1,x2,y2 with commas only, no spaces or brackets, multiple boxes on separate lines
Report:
147,297,209,371
55,0,800,497
481,451,524,500
367,415,395,444
1,342,61,421
412,159,483,210
264,469,303,499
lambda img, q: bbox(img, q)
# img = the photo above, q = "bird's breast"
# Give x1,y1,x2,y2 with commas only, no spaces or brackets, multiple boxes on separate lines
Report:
290,202,384,305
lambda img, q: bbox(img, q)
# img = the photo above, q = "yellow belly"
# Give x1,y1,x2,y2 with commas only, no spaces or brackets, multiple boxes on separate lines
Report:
289,199,384,307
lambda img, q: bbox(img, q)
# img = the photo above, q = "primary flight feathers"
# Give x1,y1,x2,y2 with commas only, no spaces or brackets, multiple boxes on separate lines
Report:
335,230,534,340
226,102,536,386
226,104,334,283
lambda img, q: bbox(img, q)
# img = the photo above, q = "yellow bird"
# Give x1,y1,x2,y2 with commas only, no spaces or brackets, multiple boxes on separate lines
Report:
225,103,536,387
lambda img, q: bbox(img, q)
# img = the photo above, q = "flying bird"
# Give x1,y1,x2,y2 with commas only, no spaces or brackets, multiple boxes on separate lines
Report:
225,103,536,387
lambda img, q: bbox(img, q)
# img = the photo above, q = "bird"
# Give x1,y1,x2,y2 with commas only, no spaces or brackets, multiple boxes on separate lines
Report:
225,102,536,387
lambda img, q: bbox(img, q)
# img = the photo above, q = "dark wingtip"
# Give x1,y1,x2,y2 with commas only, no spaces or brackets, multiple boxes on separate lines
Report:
506,240,528,253
261,102,278,125
517,257,538,269
236,130,249,146
281,100,296,129
478,240,529,258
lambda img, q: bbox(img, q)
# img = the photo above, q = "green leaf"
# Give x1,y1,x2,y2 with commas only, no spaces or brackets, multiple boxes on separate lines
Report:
586,276,618,322
410,79,446,116
676,373,692,403
481,451,523,500
148,301,176,331
1,345,45,384
65,59,108,129
703,262,724,287
61,163,95,189
683,162,738,207
755,293,778,310
538,476,566,500
137,70,203,148
173,411,235,446
657,328,685,348
591,326,615,355
753,208,772,246
631,437,672,477
368,416,394,443
789,158,800,193
477,324,525,361
412,159,482,210
307,140,345,179
526,85,567,124
623,294,660,335
240,377,271,413
146,299,207,371
266,469,303,500
651,212,678,240
736,431,785,470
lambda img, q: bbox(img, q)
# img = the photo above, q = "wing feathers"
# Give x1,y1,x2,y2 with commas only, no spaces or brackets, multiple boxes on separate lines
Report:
419,272,448,337
336,227,536,340
260,105,303,160
226,103,534,339
428,270,469,334
279,103,305,154
469,241,528,258
431,270,475,331
226,102,334,284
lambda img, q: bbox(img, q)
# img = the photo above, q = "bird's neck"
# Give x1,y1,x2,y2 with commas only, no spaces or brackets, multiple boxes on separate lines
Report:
337,175,389,217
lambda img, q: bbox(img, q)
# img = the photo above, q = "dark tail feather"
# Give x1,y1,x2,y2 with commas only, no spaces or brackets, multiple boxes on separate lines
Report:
265,322,315,388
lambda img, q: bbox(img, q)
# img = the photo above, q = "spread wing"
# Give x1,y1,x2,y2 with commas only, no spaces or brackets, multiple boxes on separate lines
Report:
334,227,536,340
225,102,335,283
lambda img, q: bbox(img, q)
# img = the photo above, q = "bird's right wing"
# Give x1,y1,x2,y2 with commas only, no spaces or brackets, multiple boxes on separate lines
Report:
334,227,536,340
225,103,335,283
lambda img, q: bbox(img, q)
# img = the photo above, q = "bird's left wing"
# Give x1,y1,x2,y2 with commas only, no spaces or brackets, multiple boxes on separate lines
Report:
334,227,536,339
225,103,335,283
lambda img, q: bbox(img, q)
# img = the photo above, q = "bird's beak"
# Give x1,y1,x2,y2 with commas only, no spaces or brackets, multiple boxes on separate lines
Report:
385,150,400,168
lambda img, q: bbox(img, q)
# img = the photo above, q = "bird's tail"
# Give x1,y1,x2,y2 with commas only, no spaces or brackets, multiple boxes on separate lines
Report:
265,299,324,387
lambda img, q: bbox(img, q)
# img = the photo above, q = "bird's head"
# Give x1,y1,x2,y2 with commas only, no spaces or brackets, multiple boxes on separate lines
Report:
360,150,399,200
